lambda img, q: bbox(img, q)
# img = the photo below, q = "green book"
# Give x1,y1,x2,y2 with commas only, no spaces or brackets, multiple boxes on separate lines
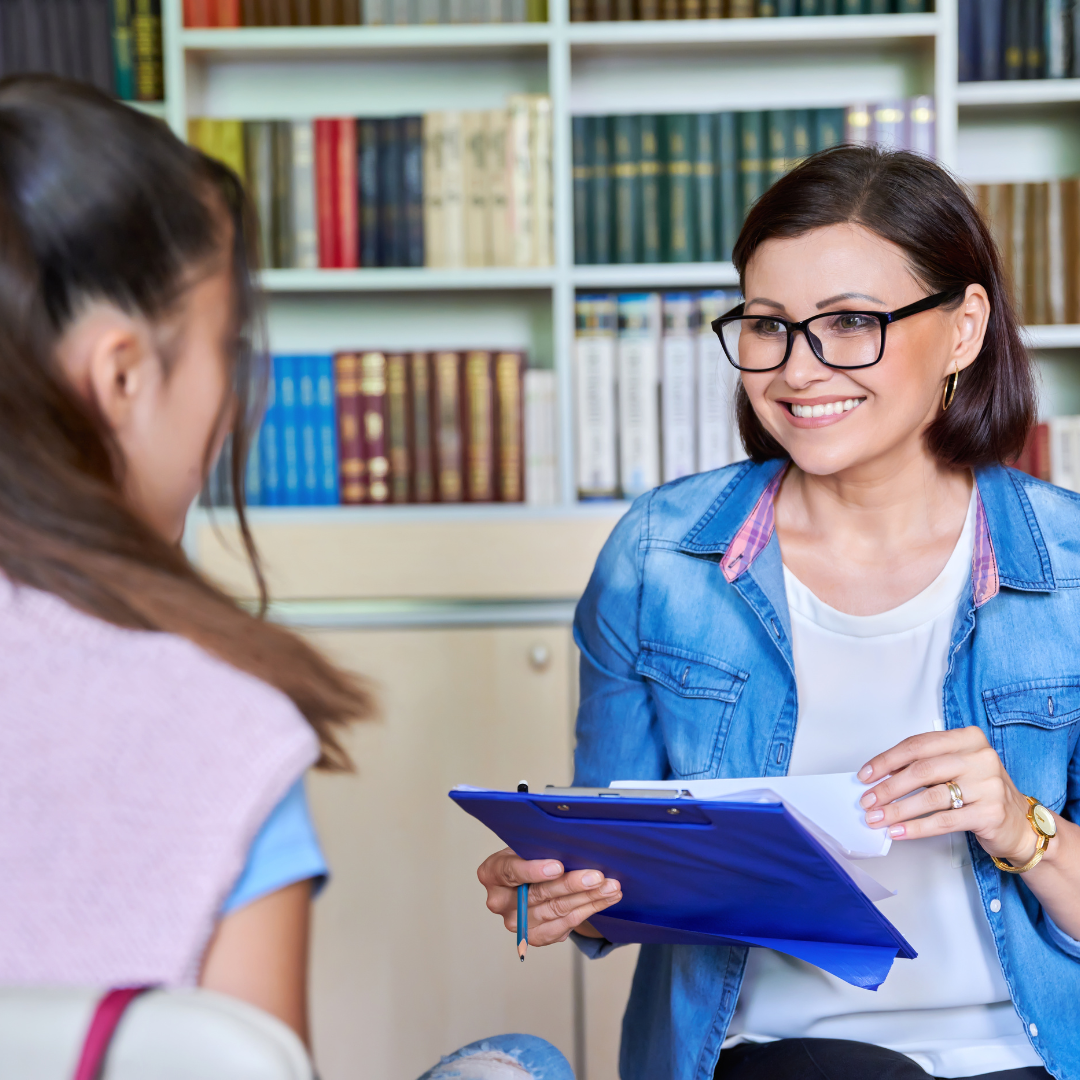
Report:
613,115,641,264
791,109,811,168
821,0,838,10
271,121,294,269
799,0,821,11
778,0,797,13
868,0,889,12
896,0,925,10
664,114,694,263
589,117,613,266
738,111,765,221
244,122,274,271
758,0,778,13
693,114,716,264
766,110,792,188
640,115,662,264
110,0,135,101
812,107,846,152
841,0,864,11
572,117,591,265
717,112,739,262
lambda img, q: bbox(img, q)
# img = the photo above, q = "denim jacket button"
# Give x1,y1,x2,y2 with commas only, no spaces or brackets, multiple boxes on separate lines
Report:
1030,1022,1039,1038
990,899,1001,913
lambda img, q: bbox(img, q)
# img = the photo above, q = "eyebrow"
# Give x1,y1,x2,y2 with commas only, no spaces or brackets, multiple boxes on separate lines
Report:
743,291,886,313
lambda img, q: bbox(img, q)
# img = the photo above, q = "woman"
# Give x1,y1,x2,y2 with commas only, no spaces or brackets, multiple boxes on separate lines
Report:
0,76,570,1080
479,146,1080,1080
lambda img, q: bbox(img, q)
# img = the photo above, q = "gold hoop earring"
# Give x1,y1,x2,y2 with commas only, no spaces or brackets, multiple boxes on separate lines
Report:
942,362,960,412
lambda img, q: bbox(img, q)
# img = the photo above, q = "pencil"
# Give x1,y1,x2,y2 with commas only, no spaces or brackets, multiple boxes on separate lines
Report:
517,780,529,962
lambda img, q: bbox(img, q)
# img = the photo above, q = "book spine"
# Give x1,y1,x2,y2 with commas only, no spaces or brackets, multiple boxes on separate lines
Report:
639,115,662,264
717,112,739,262
1023,0,1045,78
217,0,241,22
790,109,811,168
87,0,117,95
758,0,778,15
295,0,314,22
841,0,863,12
244,121,275,270
289,120,319,270
463,350,496,502
277,356,301,506
613,114,640,265
867,0,888,12
570,0,589,19
376,118,401,266
703,0,723,14
464,111,490,267
896,0,925,9
442,111,466,268
315,355,339,505
297,356,320,506
524,369,559,505
738,111,765,221
871,100,906,151
729,0,754,13
314,118,338,268
616,0,636,17
590,115,612,265
241,0,259,23
765,109,792,187
360,351,390,504
363,0,388,22
776,0,796,12
185,0,209,26
660,0,676,20
1048,179,1067,325
271,121,293,269
844,102,872,145
958,0,979,81
573,116,592,264
980,0,1005,80
433,351,465,502
907,96,936,157
386,353,412,503
485,109,512,267
1064,178,1080,324
133,0,163,102
507,96,534,267
423,113,445,267
1047,0,1068,77
1011,182,1027,318
665,114,694,262
335,352,366,503
617,291,662,498
660,293,698,484
110,0,136,100
694,113,716,263
574,294,620,498
696,288,741,471
336,118,359,269
812,107,846,152
799,0,821,12
410,352,436,502
1026,181,1050,326
259,366,281,505
402,116,425,267
531,96,553,267
1004,0,1024,79
494,351,526,502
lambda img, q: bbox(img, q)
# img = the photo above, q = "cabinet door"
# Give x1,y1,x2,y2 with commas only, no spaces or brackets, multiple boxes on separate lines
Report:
303,624,576,1080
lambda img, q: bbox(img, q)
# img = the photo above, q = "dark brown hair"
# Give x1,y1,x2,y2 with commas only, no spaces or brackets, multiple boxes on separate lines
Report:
731,144,1036,466
0,75,371,768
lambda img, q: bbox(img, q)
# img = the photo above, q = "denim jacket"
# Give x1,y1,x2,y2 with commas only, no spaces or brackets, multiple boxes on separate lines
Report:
572,459,1080,1080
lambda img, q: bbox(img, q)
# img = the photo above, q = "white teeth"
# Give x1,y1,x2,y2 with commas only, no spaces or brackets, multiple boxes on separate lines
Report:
844,399,853,411
791,398,865,418
823,402,834,416
812,404,825,417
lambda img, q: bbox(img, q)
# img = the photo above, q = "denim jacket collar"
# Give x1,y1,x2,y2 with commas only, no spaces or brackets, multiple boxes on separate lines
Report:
676,459,1056,606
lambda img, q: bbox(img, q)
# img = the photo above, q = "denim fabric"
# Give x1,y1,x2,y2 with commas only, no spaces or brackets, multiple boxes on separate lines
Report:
572,460,1080,1080
415,1034,574,1079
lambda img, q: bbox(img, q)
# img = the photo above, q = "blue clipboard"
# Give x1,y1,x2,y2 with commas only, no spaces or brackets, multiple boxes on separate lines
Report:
450,788,916,990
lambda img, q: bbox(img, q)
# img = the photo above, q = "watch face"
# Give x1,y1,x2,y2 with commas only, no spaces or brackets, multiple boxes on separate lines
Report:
1032,803,1057,838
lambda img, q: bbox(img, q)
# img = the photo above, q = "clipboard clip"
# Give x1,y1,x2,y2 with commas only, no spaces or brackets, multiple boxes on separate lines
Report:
544,786,693,799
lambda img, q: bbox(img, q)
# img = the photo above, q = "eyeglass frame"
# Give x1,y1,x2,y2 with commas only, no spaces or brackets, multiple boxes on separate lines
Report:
711,289,965,373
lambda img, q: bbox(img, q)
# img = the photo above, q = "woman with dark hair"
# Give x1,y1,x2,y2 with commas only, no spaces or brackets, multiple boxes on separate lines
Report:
0,75,571,1080
478,145,1080,1080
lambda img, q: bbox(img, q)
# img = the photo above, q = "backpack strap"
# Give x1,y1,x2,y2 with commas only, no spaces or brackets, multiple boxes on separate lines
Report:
72,987,152,1080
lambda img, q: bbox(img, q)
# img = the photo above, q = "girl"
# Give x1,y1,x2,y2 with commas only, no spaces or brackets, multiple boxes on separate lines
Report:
0,75,571,1080
480,146,1080,1080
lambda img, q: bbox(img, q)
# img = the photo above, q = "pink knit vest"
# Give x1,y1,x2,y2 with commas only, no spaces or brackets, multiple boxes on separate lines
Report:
0,576,319,987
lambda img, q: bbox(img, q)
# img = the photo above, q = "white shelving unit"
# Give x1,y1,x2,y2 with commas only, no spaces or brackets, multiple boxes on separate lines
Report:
158,0,1080,518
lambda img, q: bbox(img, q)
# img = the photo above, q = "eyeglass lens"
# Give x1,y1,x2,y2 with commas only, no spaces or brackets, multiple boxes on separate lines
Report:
720,312,885,370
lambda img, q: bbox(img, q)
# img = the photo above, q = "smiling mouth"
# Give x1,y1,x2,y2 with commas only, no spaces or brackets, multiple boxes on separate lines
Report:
786,397,866,418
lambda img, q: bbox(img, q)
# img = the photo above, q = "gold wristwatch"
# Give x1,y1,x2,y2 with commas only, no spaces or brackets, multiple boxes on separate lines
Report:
992,797,1057,874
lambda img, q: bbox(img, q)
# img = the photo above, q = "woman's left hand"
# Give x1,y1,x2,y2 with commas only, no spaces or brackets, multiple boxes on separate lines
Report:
858,726,1040,866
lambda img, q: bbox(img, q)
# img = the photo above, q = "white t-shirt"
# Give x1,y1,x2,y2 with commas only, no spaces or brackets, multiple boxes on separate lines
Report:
726,489,1043,1077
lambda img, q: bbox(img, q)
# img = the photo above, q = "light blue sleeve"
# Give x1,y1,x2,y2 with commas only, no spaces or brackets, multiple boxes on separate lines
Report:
222,777,329,914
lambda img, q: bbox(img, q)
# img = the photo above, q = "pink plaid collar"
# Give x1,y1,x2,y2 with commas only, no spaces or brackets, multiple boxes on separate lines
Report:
720,470,1000,608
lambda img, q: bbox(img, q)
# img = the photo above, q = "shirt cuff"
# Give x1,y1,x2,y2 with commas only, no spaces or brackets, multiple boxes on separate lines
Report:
570,930,624,959
1044,909,1080,960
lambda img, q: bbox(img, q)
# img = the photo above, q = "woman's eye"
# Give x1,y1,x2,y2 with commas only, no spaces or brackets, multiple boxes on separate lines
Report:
753,318,785,336
834,314,875,331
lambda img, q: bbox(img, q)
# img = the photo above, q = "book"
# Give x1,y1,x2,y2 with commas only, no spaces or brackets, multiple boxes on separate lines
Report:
314,119,338,268
590,116,613,265
613,114,641,264
958,0,979,81
464,111,490,267
358,118,380,268
697,289,742,471
1025,181,1050,326
487,108,513,267
378,118,403,266
360,351,390,504
573,116,592,265
871,101,906,150
290,120,319,270
1023,0,1045,78
907,96,935,156
1063,179,1080,323
640,115,662,264
1049,416,1080,492
386,353,412,503
132,0,162,102
336,118,359,269
463,350,496,501
617,292,662,499
717,112,739,262
442,111,466,268
791,109,811,170
530,95,554,266
665,114,694,262
277,356,301,505
244,122,275,269
1047,0,1069,77
260,367,282,505
694,113,716,264
271,121,294,269
738,111,765,220
574,294,620,499
297,356,321,505
110,0,136,101
402,116,425,267
508,95,535,267
766,109,791,188
844,102,872,145
1048,179,1068,326
422,113,445,268
432,351,465,502
1003,0,1024,79
812,108,845,153
494,350,526,502
660,293,697,484
410,352,436,503
335,352,366,503
524,369,559,506
979,0,1005,80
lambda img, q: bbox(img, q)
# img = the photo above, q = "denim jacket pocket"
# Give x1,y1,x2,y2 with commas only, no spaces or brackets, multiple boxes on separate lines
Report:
982,677,1080,812
636,642,748,778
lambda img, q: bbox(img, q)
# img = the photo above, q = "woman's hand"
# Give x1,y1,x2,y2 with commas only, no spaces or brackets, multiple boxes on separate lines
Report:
477,848,623,946
858,726,1039,866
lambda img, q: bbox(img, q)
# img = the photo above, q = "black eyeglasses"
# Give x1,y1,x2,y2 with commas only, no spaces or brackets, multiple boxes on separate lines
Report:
711,290,963,372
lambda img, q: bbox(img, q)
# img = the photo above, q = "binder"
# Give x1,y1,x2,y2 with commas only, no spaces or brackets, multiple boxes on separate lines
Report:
450,787,916,990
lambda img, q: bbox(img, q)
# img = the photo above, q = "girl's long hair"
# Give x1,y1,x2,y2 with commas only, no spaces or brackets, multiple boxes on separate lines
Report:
0,75,371,768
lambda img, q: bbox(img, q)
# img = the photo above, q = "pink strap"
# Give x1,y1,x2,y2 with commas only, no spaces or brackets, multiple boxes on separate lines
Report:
72,987,151,1080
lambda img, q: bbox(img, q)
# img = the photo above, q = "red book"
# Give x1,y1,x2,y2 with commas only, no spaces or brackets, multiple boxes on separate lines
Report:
184,0,211,26
334,352,366,503
215,0,241,25
432,351,464,503
1016,422,1051,480
314,119,338,269
336,118,359,270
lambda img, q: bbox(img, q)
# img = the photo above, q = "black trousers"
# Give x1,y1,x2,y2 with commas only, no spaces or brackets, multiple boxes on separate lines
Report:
714,1039,1052,1080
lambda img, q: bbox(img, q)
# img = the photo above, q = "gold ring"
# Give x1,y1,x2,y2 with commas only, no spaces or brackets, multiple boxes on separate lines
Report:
947,782,964,810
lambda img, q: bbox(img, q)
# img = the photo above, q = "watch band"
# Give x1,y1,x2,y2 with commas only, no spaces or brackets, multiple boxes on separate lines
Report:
991,796,1054,874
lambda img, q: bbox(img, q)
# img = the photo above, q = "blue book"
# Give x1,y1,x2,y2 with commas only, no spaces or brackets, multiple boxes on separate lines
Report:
260,365,281,506
244,419,262,507
297,356,320,506
315,355,340,505
958,0,980,80
276,356,301,507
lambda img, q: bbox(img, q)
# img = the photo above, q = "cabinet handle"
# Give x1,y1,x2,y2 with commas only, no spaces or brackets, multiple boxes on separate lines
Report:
529,643,551,671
